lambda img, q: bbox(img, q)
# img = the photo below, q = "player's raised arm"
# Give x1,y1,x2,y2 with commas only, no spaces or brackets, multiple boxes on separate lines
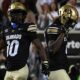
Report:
28,24,49,75
32,39,47,61
32,39,49,75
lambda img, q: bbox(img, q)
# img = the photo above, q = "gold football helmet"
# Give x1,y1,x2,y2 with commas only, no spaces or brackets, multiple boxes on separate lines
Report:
7,2,27,23
59,4,78,28
8,2,26,12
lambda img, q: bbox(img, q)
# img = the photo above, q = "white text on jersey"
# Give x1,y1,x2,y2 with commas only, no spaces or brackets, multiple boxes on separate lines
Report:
6,34,22,40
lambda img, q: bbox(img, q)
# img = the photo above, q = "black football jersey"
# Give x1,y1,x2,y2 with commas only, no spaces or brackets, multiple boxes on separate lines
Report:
0,22,37,71
45,23,69,71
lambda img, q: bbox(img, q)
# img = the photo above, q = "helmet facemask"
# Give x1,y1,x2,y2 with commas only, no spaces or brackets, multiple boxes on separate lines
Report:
9,9,26,24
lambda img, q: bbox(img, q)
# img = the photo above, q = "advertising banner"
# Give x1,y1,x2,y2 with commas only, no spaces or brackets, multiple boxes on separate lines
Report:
66,33,80,56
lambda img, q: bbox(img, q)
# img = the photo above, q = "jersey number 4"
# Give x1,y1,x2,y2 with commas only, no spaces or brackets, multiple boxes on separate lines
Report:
7,40,19,57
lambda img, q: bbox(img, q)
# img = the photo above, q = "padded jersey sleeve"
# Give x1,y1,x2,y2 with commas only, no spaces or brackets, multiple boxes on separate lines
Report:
27,23,37,42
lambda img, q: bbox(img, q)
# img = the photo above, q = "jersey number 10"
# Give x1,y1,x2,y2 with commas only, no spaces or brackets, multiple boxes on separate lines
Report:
7,40,19,57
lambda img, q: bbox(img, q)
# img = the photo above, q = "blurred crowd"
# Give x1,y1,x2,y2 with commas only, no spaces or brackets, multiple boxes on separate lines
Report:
0,0,80,29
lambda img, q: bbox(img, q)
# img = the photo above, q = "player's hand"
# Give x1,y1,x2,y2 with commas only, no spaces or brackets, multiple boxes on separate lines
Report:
59,26,69,36
42,61,49,75
59,26,66,33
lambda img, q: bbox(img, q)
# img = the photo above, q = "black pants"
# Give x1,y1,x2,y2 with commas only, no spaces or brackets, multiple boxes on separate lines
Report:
0,69,6,80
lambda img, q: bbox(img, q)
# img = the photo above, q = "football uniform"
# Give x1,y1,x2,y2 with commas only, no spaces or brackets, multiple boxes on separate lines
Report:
0,23,37,71
45,21,71,80
45,23,68,71
1,1,49,80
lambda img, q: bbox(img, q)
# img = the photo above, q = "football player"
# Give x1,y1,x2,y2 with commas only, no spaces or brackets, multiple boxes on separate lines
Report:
45,4,78,80
0,2,49,80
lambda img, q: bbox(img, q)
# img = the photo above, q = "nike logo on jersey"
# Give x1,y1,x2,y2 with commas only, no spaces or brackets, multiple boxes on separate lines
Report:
6,34,22,40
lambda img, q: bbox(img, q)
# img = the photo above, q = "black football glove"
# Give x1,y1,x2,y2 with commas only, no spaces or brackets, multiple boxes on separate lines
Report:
42,61,49,75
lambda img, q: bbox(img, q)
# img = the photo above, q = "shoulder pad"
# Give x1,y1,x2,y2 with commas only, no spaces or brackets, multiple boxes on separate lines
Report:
27,24,37,32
